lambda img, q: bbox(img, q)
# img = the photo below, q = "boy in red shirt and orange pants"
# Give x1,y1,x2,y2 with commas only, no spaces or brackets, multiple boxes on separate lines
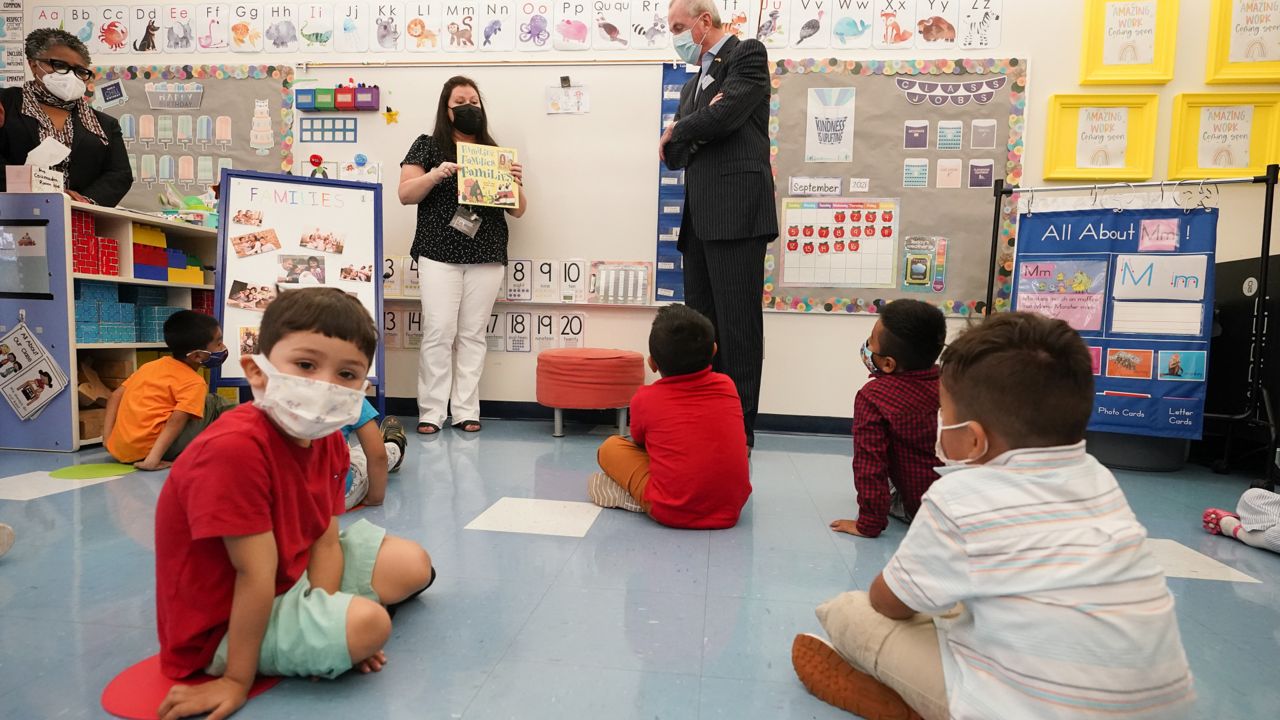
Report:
589,304,751,529
154,288,434,719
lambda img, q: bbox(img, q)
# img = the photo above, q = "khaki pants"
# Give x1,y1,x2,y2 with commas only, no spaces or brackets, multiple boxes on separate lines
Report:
595,435,653,512
815,591,950,720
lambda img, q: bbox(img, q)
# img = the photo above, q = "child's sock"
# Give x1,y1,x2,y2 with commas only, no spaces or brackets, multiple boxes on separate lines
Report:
384,442,402,474
588,472,644,513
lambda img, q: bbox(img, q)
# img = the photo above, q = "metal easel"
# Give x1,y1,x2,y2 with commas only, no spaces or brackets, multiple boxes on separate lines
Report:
983,165,1279,490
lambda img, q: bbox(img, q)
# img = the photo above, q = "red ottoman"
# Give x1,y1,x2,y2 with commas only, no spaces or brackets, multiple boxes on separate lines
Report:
536,348,646,437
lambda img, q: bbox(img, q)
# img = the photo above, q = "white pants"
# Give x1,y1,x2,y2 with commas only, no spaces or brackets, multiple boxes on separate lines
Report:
345,439,403,510
417,257,504,427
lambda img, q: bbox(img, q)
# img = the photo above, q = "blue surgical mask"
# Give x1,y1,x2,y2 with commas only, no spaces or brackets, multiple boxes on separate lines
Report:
673,14,707,65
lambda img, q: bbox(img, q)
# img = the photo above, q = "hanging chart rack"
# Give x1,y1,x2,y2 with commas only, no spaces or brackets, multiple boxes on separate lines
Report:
984,164,1279,490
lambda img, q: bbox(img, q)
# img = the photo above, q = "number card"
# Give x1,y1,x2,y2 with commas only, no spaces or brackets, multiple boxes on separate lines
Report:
507,259,532,301
382,310,401,349
401,256,421,297
561,259,587,303
382,256,402,296
486,312,505,351
534,313,557,352
403,309,424,349
533,259,560,303
506,312,531,352
557,313,586,348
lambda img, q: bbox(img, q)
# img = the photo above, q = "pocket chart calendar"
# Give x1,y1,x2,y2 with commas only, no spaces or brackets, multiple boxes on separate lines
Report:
1013,206,1217,440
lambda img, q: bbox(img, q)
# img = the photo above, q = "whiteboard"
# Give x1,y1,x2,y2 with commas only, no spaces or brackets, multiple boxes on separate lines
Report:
214,170,384,388
292,63,665,267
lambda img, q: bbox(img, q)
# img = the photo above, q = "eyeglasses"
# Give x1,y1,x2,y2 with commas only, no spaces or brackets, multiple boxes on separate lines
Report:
34,58,94,82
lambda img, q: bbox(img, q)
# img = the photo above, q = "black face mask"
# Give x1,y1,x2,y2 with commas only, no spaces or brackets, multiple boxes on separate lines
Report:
451,104,484,135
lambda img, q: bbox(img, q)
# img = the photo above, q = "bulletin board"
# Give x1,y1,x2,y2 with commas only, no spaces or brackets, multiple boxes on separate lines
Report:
214,170,383,397
90,64,296,212
1013,202,1217,440
766,58,1027,316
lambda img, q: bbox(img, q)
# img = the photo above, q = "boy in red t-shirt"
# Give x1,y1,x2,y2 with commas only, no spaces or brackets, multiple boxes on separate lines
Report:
154,288,434,719
829,299,946,539
588,304,751,529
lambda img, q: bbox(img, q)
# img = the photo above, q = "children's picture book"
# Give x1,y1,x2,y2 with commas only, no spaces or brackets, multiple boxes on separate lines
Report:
457,142,521,209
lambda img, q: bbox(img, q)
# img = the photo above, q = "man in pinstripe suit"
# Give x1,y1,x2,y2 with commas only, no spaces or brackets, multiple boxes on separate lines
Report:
663,0,778,448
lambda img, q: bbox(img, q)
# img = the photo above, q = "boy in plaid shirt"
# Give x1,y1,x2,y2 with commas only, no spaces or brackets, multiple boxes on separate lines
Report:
830,300,946,538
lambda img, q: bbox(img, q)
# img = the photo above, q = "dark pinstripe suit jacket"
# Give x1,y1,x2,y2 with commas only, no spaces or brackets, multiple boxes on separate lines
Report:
664,35,778,247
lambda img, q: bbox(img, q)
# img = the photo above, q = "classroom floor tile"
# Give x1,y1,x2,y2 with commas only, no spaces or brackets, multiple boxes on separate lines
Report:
1,419,1277,719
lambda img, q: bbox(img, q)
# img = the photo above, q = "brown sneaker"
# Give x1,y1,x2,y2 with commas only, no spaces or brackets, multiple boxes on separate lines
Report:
791,633,924,720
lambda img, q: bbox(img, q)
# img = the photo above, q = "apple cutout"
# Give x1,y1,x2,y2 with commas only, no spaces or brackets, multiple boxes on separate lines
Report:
881,226,893,237
866,212,877,223
850,226,862,237
803,242,815,254
864,225,875,236
833,211,846,223
818,242,830,253
803,226,815,237
818,227,830,238
788,226,799,237
833,240,845,252
833,227,845,238
787,239,799,251
850,240,861,252
850,211,862,222
882,211,893,222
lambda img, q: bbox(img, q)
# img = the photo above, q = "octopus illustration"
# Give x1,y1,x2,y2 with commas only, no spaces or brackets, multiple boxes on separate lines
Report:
520,14,549,45
98,20,128,50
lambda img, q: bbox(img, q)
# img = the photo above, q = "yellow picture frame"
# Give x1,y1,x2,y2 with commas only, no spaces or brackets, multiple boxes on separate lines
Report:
1206,0,1280,83
1080,0,1179,85
1168,93,1280,179
1044,94,1159,180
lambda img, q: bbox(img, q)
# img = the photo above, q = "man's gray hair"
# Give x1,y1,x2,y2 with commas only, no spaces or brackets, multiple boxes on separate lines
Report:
671,0,723,26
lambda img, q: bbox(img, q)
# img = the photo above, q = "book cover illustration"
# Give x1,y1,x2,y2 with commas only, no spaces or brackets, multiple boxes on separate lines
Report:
457,142,520,209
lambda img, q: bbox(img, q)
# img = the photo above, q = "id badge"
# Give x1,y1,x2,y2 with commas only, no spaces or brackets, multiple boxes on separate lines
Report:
449,207,482,238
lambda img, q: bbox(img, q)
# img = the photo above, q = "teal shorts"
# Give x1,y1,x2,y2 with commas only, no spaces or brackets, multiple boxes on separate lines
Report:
205,519,387,679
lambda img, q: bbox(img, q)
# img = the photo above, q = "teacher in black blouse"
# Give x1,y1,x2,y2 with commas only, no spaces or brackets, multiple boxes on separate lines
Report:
399,76,527,435
0,28,133,207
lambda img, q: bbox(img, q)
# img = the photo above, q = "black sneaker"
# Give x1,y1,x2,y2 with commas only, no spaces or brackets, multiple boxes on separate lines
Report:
381,417,407,472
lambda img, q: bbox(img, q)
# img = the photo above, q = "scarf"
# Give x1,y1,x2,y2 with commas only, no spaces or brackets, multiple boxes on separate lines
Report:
22,80,109,147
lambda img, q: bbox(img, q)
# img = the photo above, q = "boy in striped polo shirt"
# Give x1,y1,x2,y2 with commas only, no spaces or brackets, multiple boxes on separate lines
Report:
793,312,1193,720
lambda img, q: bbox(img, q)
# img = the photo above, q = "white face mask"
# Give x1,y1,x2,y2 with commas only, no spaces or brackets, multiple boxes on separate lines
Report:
673,14,707,65
250,354,367,440
41,71,86,102
935,412,988,467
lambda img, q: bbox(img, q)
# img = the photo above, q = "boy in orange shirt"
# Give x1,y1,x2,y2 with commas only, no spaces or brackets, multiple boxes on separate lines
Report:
104,310,234,470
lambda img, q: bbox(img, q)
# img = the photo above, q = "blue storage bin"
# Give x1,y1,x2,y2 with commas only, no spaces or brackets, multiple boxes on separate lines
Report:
74,302,100,323
76,324,100,343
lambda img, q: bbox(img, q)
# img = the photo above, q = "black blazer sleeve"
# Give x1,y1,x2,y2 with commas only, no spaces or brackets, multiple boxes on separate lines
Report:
669,39,771,146
75,111,133,207
663,78,699,171
0,87,134,207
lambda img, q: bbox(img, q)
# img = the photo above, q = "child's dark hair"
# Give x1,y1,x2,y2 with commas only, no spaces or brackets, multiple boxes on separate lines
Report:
164,310,220,358
649,304,715,377
259,287,378,362
878,299,946,371
940,312,1093,448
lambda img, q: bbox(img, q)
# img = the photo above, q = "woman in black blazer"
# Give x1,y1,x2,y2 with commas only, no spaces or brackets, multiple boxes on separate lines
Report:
0,28,132,207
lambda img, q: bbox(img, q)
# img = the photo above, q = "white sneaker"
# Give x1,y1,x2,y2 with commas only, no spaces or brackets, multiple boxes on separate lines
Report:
0,523,14,559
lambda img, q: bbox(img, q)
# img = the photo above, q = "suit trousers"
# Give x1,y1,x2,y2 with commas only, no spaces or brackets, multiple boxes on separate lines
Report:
680,220,769,445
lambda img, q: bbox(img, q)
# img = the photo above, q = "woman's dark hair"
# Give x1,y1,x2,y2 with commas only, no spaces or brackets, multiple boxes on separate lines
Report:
432,76,497,160
25,28,91,64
